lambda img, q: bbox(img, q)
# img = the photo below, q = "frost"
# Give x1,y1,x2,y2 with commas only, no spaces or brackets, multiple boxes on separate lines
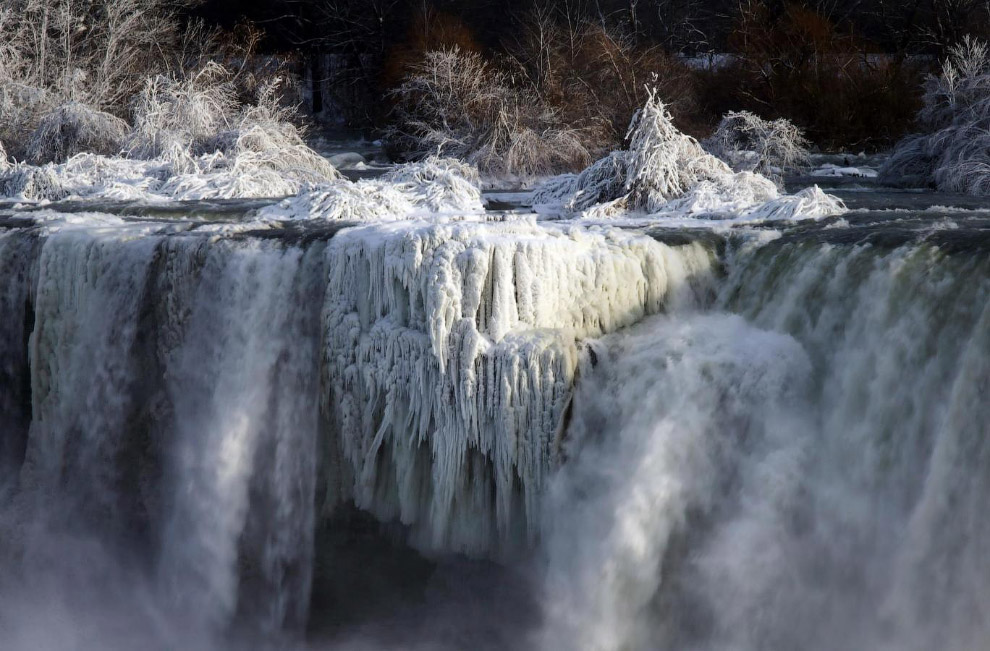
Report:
882,38,990,195
124,63,237,171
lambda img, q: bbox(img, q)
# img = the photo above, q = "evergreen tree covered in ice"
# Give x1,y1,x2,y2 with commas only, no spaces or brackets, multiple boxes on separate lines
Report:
882,37,990,195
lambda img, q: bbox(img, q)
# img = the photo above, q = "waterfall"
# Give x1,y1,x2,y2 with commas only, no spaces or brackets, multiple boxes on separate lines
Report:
542,235,990,650
1,212,989,650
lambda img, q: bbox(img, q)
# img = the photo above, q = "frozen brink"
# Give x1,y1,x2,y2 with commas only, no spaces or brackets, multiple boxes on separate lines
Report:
1,2,989,651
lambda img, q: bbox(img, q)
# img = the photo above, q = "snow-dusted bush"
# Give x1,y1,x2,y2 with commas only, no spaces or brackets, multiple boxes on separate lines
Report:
704,111,810,183
534,89,843,222
258,157,485,221
388,47,597,178
26,102,129,164
211,79,339,185
0,164,68,201
125,63,237,170
881,38,990,195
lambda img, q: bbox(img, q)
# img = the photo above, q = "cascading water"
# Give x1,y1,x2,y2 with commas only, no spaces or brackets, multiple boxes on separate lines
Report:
0,207,988,650
541,223,990,651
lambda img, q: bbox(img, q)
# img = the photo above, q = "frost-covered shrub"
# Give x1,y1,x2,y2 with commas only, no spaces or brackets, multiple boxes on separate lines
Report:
26,102,129,164
125,64,237,170
703,111,810,183
534,90,843,222
0,164,68,201
881,38,990,195
211,79,339,185
535,90,737,214
259,157,485,221
388,47,598,178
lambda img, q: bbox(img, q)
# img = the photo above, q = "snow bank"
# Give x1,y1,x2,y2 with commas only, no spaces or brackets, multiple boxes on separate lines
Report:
322,220,717,557
257,157,484,221
881,38,990,195
534,91,842,223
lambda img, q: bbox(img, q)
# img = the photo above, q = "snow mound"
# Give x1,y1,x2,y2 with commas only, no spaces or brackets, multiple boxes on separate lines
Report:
258,157,484,221
703,111,809,183
535,91,841,223
881,38,990,195
322,220,716,557
741,186,847,221
27,102,129,164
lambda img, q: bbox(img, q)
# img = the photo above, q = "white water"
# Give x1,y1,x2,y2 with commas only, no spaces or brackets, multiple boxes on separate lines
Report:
0,214,988,650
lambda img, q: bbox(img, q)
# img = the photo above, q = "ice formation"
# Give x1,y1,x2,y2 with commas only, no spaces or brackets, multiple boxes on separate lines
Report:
882,37,990,195
321,220,717,556
533,91,842,222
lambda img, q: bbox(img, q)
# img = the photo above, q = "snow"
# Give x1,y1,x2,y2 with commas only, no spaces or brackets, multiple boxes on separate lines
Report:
257,157,485,221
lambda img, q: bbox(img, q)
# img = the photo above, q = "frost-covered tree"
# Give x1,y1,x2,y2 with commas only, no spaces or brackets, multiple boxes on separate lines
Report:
881,37,990,195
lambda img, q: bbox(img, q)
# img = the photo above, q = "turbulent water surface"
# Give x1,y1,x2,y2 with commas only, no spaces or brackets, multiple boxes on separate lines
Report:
0,189,988,650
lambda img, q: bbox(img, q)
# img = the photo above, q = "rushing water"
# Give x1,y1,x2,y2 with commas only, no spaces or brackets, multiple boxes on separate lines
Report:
0,197,988,650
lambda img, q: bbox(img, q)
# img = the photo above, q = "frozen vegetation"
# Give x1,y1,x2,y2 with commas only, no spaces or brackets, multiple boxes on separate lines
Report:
882,38,990,195
258,157,485,221
703,110,810,184
387,47,597,180
533,91,843,223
